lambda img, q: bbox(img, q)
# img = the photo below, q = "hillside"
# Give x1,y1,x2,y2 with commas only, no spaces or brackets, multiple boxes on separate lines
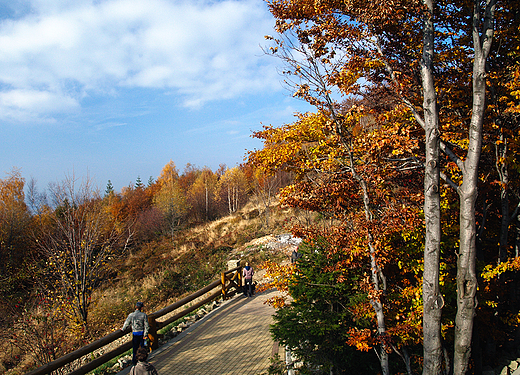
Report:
0,199,309,374
88,200,302,333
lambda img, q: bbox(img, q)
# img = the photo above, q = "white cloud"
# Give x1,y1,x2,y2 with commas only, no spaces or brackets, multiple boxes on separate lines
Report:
94,121,128,131
0,89,79,121
0,0,280,120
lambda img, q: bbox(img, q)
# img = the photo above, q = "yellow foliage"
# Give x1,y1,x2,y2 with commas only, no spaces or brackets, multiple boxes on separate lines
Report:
481,257,520,281
346,328,373,351
258,260,295,307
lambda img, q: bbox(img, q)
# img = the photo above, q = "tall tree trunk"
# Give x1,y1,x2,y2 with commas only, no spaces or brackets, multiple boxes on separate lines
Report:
515,215,520,258
453,2,495,373
421,1,443,374
205,181,209,221
234,186,238,213
496,131,509,263
227,185,232,214
354,155,390,375
454,170,479,375
370,245,390,375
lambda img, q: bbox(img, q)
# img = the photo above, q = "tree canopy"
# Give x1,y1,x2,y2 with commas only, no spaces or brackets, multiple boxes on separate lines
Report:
254,0,520,373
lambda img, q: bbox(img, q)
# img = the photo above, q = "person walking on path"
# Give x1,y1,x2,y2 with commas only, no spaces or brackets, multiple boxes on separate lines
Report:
130,347,158,375
242,262,254,297
122,301,150,365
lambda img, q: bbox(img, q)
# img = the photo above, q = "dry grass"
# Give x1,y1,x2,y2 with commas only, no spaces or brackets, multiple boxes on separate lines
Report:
1,198,313,374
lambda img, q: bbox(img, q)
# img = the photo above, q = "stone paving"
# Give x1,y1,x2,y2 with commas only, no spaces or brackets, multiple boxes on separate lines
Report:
129,289,280,375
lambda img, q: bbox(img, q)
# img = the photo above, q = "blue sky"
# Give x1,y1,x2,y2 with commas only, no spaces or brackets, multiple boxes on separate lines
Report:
0,0,312,192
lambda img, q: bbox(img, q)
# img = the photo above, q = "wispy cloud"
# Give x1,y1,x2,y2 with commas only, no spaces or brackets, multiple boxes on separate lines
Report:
0,0,279,121
94,121,128,131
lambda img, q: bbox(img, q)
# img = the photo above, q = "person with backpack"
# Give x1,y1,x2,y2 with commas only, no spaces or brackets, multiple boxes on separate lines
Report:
242,262,254,297
122,301,149,365
130,347,158,375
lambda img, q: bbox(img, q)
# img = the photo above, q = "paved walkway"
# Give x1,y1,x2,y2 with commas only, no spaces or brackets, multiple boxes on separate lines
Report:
140,289,280,375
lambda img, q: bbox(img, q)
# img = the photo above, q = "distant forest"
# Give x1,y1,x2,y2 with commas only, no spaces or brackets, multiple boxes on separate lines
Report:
0,159,291,319
0,159,297,372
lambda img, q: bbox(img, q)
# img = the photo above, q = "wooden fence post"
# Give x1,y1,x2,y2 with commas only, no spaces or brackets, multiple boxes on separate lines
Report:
148,315,158,350
238,266,243,295
221,271,227,299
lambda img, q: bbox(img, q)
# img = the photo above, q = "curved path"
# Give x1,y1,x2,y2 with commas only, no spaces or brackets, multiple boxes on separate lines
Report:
126,289,280,375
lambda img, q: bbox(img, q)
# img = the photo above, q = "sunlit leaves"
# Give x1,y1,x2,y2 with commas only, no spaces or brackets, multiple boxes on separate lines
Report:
249,102,425,370
216,166,248,214
346,328,373,351
34,175,122,333
481,256,520,282
259,260,295,308
0,169,34,315
154,161,189,237
249,112,331,179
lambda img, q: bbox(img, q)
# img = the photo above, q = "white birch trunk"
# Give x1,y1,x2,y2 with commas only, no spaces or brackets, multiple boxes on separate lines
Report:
453,2,495,373
496,132,509,263
228,185,233,214
420,1,443,374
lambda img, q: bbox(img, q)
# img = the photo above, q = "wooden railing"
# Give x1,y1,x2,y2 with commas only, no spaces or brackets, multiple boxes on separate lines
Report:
26,266,242,375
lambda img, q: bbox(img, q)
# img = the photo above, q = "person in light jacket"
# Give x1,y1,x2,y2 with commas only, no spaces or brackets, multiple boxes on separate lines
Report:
130,347,158,375
122,301,149,365
242,262,254,297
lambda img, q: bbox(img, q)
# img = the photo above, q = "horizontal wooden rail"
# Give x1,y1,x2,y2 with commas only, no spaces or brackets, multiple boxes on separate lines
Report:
156,289,222,330
25,266,242,375
223,266,241,275
67,342,133,375
25,329,130,375
148,278,222,321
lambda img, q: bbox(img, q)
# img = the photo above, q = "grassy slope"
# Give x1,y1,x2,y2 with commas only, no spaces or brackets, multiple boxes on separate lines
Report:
89,200,298,335
0,200,306,374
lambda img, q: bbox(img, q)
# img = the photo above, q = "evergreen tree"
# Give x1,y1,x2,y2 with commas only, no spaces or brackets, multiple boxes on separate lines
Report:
105,180,114,197
270,242,379,375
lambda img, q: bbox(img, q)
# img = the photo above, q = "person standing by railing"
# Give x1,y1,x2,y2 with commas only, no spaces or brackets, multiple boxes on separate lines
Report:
242,262,254,297
122,301,149,365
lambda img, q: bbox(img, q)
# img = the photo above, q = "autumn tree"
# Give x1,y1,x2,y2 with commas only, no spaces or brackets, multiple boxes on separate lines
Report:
178,163,199,195
34,175,129,332
249,110,425,374
0,169,33,314
216,166,249,215
224,169,241,215
7,290,76,373
264,0,505,373
472,9,520,362
483,2,520,266
113,177,162,245
154,161,189,237
188,167,218,222
0,169,31,274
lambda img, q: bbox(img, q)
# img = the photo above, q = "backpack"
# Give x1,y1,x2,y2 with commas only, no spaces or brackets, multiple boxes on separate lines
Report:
243,266,254,279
